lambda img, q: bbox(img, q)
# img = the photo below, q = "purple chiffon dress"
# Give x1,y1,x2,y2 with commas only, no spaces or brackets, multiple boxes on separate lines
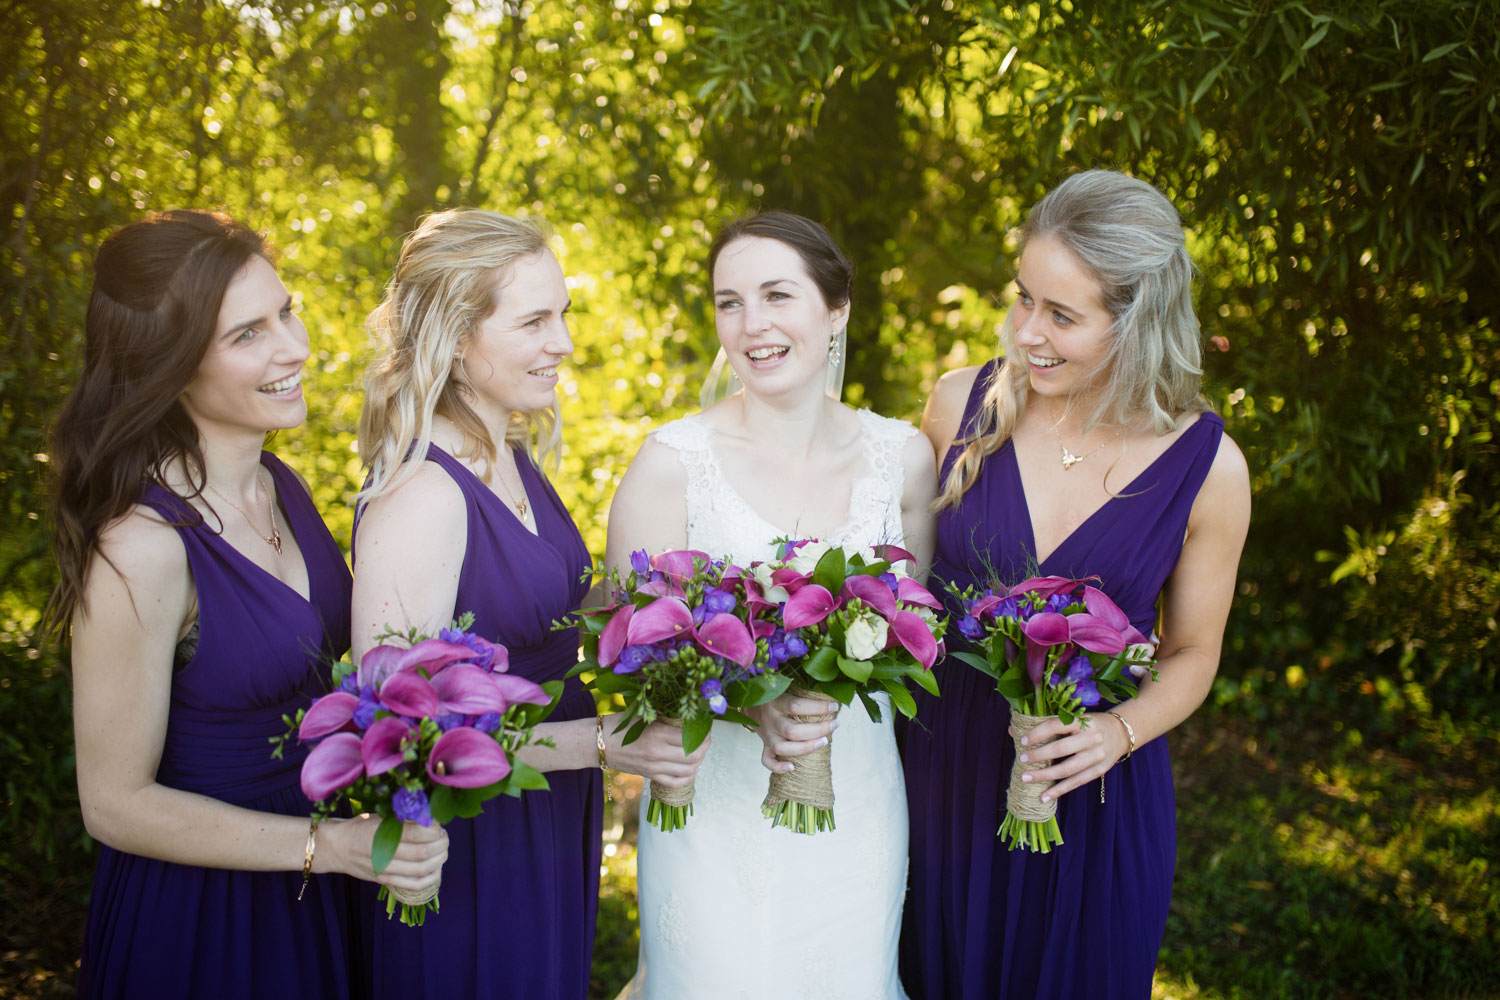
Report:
361,444,601,1000
900,359,1224,1000
79,452,355,999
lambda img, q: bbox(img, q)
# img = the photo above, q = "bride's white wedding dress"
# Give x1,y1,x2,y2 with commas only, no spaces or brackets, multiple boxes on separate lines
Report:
622,408,916,1000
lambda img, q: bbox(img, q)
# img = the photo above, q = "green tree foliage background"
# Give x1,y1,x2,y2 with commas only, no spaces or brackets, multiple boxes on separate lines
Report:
2,0,1496,989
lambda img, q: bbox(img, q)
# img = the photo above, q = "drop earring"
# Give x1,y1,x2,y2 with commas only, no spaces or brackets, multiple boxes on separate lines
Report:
827,331,841,367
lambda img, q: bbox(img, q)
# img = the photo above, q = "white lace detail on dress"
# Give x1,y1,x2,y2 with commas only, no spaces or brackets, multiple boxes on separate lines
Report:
628,408,916,1000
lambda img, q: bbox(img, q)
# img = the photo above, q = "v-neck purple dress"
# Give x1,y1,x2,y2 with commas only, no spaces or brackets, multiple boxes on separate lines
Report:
361,445,600,1000
79,452,355,999
900,360,1224,1000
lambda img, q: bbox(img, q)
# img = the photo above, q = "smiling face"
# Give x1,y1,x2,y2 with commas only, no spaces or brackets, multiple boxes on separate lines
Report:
1010,234,1115,403
712,235,848,401
178,255,310,440
460,249,573,428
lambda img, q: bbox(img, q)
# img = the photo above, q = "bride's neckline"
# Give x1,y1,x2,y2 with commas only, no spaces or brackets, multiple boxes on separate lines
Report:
690,409,880,543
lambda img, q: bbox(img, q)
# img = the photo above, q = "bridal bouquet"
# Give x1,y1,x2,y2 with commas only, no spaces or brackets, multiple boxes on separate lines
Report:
747,540,945,834
272,614,559,925
950,576,1155,852
568,550,769,832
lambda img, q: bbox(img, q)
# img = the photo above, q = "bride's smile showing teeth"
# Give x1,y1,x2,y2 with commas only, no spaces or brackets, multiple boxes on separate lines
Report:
529,365,558,378
747,345,789,361
258,372,302,394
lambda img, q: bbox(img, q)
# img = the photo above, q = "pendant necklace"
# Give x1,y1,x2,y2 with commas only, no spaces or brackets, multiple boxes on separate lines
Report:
490,462,530,522
204,469,282,554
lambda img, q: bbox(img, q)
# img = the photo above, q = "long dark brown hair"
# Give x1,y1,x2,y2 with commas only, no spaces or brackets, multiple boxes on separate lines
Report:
40,210,268,640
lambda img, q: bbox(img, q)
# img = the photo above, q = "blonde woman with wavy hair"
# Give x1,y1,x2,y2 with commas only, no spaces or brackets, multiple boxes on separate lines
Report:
900,170,1251,999
352,208,704,999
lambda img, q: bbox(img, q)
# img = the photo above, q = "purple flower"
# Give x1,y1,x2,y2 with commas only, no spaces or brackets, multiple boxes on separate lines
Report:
702,587,736,616
614,644,653,675
338,673,359,694
957,615,984,640
1043,594,1074,615
393,788,433,826
438,628,502,671
435,712,466,732
630,549,651,576
994,596,1021,620
700,679,727,716
353,688,380,730
784,634,808,657
1075,679,1101,706
879,572,899,595
474,711,502,733
1065,652,1094,685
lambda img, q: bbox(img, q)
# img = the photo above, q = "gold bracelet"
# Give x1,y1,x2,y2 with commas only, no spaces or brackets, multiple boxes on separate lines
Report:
1105,710,1136,763
297,814,321,901
596,714,612,802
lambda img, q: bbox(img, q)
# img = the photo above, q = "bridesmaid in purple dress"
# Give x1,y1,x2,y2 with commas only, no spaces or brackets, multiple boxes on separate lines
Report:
900,171,1252,999
43,211,446,999
352,209,706,999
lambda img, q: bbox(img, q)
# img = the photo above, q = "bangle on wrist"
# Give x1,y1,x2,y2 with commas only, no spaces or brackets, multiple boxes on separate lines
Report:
596,714,612,802
1105,710,1136,763
297,814,321,901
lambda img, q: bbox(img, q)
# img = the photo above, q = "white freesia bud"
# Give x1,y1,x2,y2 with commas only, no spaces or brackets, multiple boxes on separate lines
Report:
787,539,834,575
844,612,889,661
1126,642,1156,663
751,562,790,604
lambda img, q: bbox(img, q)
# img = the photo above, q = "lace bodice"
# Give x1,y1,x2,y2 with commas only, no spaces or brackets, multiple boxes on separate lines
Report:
652,407,916,564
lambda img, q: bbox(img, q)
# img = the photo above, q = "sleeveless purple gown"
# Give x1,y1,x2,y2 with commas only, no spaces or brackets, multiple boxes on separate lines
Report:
79,452,355,999
901,360,1224,999
361,445,601,1000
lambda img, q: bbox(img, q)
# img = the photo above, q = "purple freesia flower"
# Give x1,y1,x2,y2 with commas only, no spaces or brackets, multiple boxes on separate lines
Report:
702,587,736,616
434,712,466,732
957,615,983,640
630,549,651,576
614,644,653,675
1065,652,1094,684
338,673,359,694
353,687,380,730
392,788,432,826
474,711,502,733
700,678,727,715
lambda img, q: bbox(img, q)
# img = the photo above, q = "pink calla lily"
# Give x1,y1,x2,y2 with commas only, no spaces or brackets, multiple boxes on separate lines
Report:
694,612,756,666
427,727,511,788
1022,612,1073,687
358,639,477,687
888,610,939,670
842,574,898,619
745,579,781,611
650,549,711,583
871,543,916,565
300,732,364,801
636,578,688,599
1065,613,1128,655
970,593,1005,618
626,597,694,645
896,577,944,611
1082,586,1148,645
299,692,358,740
1009,575,1092,601
491,673,552,709
361,716,415,777
748,617,777,640
378,671,441,719
771,567,812,590
783,584,839,629
430,663,506,716
598,604,635,668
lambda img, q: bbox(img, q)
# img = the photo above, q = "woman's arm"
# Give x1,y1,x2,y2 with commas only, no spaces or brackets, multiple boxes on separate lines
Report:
73,509,445,890
603,437,690,576
899,429,938,579
920,365,982,464
1014,434,1253,801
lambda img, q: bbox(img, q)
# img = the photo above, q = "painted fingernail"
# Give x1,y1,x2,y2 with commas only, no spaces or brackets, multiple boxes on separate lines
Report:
1020,736,1029,746
827,703,838,713
815,737,828,748
830,720,840,731
1041,793,1052,802
1018,753,1029,763
1021,773,1032,782
783,763,795,772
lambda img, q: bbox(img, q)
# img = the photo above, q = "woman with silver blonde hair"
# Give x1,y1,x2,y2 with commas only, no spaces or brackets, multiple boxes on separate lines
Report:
901,170,1251,999
353,208,704,999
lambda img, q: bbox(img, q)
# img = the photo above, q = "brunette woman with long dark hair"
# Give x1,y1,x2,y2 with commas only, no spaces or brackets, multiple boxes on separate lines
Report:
43,210,446,999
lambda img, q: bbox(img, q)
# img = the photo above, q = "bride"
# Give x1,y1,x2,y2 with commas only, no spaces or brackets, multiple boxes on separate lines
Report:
605,211,936,999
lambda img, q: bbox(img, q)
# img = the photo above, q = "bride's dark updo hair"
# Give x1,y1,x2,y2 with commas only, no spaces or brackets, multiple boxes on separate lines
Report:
708,211,852,310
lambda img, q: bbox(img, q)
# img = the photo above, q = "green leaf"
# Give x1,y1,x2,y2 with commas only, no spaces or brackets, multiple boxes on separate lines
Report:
1301,22,1329,51
838,655,874,683
1191,59,1228,104
909,667,940,697
885,681,917,719
821,679,856,704
506,760,550,792
726,671,793,707
370,814,403,875
804,645,840,681
812,546,847,594
858,690,883,723
954,650,998,678
681,711,712,754
717,707,756,728
429,786,457,825
1422,41,1462,63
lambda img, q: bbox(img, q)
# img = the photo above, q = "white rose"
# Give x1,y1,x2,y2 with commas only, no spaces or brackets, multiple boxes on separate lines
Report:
751,562,790,604
787,539,834,575
844,612,889,661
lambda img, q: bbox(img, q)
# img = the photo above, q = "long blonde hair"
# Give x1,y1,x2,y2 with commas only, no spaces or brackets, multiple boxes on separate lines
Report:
358,209,561,504
937,170,1207,510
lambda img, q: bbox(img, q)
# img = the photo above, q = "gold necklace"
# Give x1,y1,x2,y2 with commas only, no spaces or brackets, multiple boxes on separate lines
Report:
204,469,282,554
489,464,530,522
